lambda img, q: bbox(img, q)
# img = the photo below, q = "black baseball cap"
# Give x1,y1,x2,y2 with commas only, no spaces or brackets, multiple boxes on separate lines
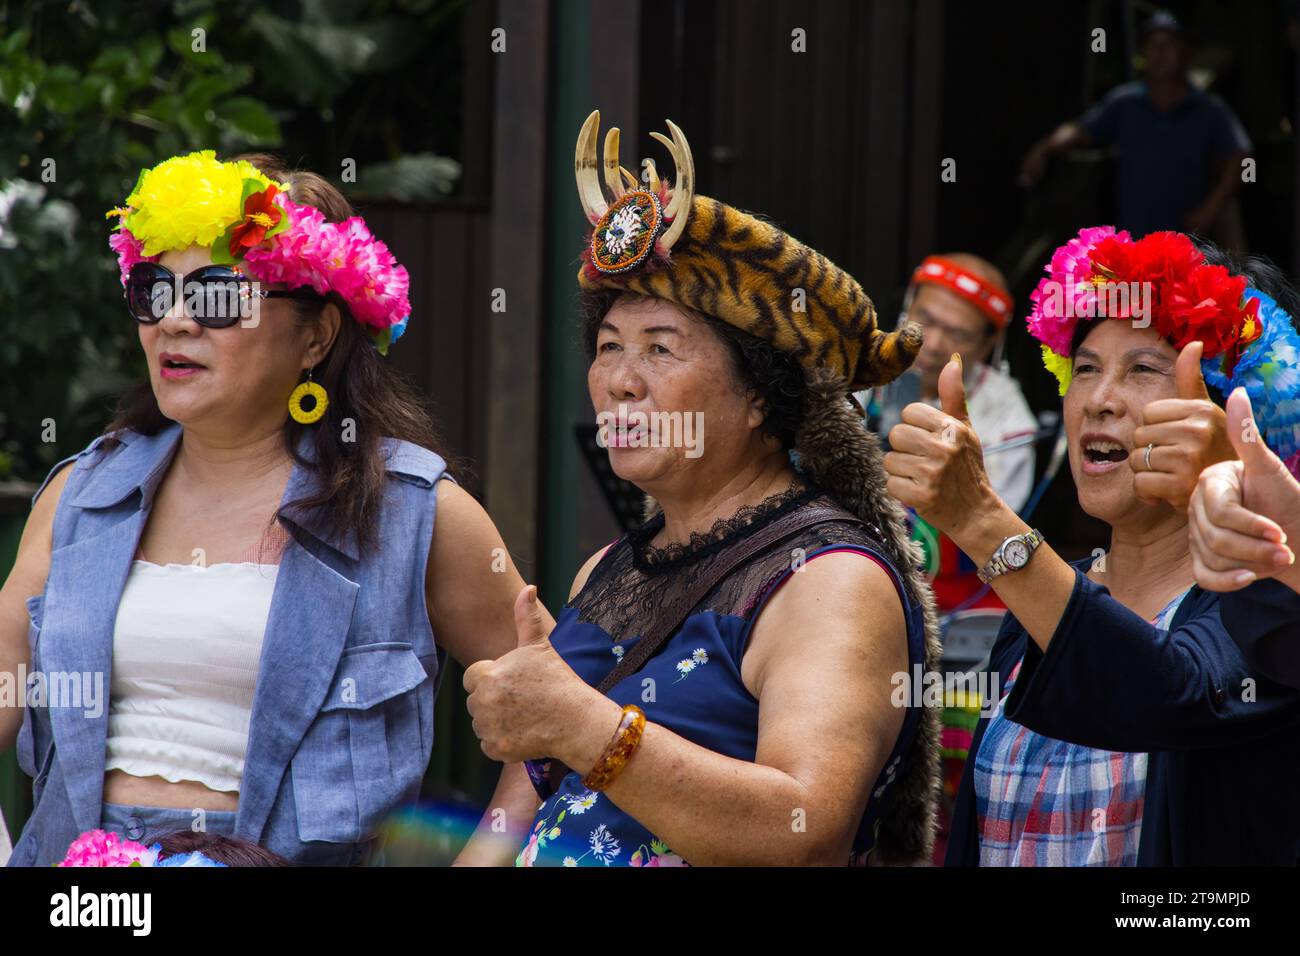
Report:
1140,10,1184,41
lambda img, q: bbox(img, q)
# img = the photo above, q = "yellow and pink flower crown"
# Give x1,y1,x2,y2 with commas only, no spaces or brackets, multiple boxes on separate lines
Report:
106,151,410,354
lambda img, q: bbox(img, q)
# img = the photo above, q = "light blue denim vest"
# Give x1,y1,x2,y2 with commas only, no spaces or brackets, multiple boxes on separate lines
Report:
7,422,449,866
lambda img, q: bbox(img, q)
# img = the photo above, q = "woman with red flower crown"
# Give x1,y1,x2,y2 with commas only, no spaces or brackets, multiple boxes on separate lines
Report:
884,226,1300,866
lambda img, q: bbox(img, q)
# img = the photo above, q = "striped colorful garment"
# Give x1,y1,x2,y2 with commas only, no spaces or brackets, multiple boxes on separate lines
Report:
933,684,985,864
972,588,1190,866
942,686,984,797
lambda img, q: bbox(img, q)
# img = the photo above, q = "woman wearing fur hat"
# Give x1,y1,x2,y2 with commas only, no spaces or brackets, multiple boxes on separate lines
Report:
885,226,1300,865
458,112,942,866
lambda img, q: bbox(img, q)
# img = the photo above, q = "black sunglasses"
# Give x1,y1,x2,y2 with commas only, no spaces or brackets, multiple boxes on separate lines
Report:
126,261,322,328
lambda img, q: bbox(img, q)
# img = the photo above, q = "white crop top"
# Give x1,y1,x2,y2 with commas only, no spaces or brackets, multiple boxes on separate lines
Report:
105,560,278,793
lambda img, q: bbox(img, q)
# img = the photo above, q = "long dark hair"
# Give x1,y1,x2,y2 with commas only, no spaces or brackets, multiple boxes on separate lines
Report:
1190,238,1300,325
102,153,449,555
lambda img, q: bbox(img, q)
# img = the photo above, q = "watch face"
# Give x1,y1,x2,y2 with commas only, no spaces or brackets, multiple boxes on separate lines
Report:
1004,539,1030,568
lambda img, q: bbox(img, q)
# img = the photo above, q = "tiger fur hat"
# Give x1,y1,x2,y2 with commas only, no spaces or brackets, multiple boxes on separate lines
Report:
575,113,922,389
575,111,942,865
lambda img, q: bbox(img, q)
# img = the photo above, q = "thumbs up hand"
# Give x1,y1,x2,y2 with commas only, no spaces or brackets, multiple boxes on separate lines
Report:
937,354,973,425
464,585,593,762
884,354,998,538
1130,342,1234,511
1189,388,1299,592
514,583,555,649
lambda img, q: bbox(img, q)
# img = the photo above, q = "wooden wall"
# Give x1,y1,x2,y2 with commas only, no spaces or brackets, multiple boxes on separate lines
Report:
359,202,492,495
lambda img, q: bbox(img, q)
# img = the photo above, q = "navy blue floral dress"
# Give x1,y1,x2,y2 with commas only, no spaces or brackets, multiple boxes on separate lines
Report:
517,484,928,866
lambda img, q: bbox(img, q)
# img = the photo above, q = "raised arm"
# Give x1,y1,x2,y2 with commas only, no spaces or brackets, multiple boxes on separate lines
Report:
883,356,1078,650
1020,120,1092,187
886,349,1231,654
1002,570,1300,752
885,357,1299,753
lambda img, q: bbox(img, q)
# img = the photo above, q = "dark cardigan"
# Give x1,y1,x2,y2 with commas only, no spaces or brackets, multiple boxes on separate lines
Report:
946,560,1300,866
1221,578,1300,692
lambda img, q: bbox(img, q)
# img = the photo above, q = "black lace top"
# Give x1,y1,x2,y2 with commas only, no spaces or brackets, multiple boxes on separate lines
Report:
572,479,893,648
516,480,927,866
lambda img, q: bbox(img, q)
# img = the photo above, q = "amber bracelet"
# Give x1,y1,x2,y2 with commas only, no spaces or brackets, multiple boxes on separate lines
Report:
581,704,646,792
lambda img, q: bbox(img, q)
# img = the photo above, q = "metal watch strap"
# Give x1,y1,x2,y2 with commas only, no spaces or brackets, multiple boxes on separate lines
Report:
977,529,1043,584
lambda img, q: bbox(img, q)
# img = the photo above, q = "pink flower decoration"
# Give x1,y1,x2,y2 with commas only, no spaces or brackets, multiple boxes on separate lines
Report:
58,829,156,867
108,229,157,285
1026,225,1132,356
242,200,333,294
242,198,411,337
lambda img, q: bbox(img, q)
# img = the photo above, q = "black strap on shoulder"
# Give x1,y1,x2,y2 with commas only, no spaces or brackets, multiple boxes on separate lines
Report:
594,503,862,693
537,503,864,795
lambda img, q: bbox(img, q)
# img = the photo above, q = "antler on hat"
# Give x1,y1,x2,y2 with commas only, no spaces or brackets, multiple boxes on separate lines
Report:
574,111,922,389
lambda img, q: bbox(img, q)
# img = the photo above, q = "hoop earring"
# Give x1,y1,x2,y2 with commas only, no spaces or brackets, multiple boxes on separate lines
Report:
288,368,329,424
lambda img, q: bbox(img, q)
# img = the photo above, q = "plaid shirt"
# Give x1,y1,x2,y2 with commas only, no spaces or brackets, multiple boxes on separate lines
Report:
973,589,1190,866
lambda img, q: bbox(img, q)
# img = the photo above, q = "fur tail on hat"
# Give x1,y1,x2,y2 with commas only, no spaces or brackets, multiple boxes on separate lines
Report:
854,322,925,390
795,365,943,864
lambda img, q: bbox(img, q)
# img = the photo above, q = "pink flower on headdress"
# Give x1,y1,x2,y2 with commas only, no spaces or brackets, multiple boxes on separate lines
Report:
343,227,410,332
108,228,156,285
58,829,157,867
243,199,332,294
242,198,412,338
1027,225,1132,355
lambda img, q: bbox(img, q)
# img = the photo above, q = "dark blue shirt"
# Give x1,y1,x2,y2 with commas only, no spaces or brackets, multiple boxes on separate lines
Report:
1221,579,1300,691
520,538,928,866
1079,81,1251,237
946,561,1300,866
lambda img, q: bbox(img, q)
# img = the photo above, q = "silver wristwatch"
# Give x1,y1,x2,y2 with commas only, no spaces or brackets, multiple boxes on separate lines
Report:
977,529,1044,584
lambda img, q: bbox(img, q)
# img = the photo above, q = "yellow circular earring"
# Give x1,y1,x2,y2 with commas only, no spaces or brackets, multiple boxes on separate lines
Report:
288,370,329,424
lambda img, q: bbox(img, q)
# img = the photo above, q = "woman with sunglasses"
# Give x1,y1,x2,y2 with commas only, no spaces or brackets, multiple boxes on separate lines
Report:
0,151,537,866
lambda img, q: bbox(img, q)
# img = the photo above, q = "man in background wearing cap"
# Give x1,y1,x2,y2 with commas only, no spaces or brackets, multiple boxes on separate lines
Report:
1020,10,1251,245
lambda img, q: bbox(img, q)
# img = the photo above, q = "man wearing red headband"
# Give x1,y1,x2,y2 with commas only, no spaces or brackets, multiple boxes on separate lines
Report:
856,253,1039,861
859,253,1038,518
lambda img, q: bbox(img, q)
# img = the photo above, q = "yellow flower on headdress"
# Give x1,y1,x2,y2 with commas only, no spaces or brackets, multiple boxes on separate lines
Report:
116,151,282,256
1041,344,1073,396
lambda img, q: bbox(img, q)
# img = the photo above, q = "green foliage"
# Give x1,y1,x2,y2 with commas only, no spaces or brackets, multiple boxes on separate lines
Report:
353,153,463,202
0,2,284,481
